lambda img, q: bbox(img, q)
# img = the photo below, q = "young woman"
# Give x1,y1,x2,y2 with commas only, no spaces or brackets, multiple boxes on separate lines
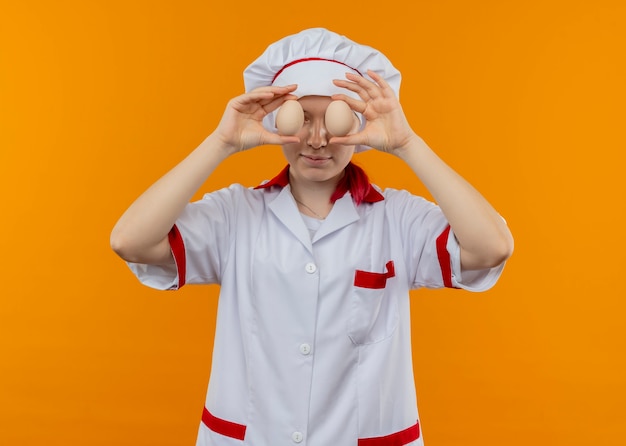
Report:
111,28,513,446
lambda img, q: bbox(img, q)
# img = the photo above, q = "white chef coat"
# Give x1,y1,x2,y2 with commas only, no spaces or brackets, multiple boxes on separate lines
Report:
128,165,505,446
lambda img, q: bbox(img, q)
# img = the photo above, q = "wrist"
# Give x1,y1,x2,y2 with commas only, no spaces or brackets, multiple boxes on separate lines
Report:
199,133,238,159
391,133,428,160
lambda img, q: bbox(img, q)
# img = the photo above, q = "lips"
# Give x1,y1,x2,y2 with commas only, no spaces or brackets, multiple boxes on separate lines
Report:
300,154,331,166
301,154,331,161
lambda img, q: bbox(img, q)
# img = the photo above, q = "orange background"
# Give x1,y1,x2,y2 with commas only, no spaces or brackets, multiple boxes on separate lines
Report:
1,1,624,445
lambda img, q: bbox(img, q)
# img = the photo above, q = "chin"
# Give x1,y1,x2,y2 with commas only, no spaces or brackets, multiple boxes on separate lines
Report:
303,169,344,184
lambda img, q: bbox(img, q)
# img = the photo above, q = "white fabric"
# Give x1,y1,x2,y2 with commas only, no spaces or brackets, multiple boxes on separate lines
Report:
128,183,505,446
273,59,363,101
299,212,323,239
243,28,401,152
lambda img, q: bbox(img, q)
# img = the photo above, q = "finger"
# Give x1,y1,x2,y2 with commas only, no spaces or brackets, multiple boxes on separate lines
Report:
239,86,298,109
249,84,298,95
344,72,384,99
264,133,301,146
332,78,372,102
330,93,368,114
241,88,297,106
261,93,298,113
233,89,297,118
273,83,298,91
364,70,396,98
239,90,276,103
328,130,368,148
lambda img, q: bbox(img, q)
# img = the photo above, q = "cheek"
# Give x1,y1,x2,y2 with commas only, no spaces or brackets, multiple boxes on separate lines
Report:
335,147,355,165
281,145,299,163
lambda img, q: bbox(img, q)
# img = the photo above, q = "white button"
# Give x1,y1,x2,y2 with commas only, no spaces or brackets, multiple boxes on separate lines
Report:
292,431,303,443
299,343,311,355
305,263,317,273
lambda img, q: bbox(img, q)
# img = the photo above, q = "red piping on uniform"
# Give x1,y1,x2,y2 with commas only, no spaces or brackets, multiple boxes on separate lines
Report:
358,421,420,446
168,225,186,289
202,408,247,440
272,57,363,83
436,225,453,288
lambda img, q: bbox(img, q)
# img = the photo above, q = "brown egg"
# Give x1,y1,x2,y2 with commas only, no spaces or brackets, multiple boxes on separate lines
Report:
325,100,355,137
275,100,304,135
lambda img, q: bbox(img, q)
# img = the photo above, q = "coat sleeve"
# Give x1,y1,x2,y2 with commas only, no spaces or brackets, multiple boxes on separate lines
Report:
387,189,505,292
126,184,242,290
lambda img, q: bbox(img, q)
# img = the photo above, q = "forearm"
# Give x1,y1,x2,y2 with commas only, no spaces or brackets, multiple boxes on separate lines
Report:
110,133,232,263
395,136,514,270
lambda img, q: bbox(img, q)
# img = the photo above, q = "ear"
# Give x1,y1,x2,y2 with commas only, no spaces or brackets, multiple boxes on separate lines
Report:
275,100,304,135
324,100,355,137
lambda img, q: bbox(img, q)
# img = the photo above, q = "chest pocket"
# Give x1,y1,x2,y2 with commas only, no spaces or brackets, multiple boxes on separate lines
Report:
348,261,399,345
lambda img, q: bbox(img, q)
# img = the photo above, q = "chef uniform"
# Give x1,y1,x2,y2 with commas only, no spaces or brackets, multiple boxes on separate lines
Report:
127,28,506,446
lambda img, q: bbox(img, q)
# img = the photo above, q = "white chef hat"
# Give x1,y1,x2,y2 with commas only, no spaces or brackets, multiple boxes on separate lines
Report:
243,28,401,152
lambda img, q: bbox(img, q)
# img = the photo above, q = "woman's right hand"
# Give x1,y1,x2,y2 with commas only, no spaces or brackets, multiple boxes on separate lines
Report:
214,85,301,155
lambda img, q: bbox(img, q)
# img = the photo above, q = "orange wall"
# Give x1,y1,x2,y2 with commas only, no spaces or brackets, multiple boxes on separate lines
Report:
1,1,624,445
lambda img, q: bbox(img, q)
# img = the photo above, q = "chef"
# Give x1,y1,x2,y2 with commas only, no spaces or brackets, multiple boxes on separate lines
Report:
111,27,514,446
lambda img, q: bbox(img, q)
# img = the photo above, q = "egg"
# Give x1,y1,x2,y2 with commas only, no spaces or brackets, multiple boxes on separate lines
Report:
325,100,356,137
275,100,304,135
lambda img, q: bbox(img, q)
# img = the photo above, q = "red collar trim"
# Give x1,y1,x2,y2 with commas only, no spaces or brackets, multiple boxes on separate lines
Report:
254,163,384,204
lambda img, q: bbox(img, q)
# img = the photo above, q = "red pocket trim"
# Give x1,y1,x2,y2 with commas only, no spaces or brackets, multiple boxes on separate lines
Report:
354,261,395,289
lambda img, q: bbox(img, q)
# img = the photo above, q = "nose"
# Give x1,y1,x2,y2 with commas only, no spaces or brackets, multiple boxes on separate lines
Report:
306,119,328,149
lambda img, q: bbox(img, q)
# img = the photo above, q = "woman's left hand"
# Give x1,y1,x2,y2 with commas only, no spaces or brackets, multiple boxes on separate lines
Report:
330,70,419,155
